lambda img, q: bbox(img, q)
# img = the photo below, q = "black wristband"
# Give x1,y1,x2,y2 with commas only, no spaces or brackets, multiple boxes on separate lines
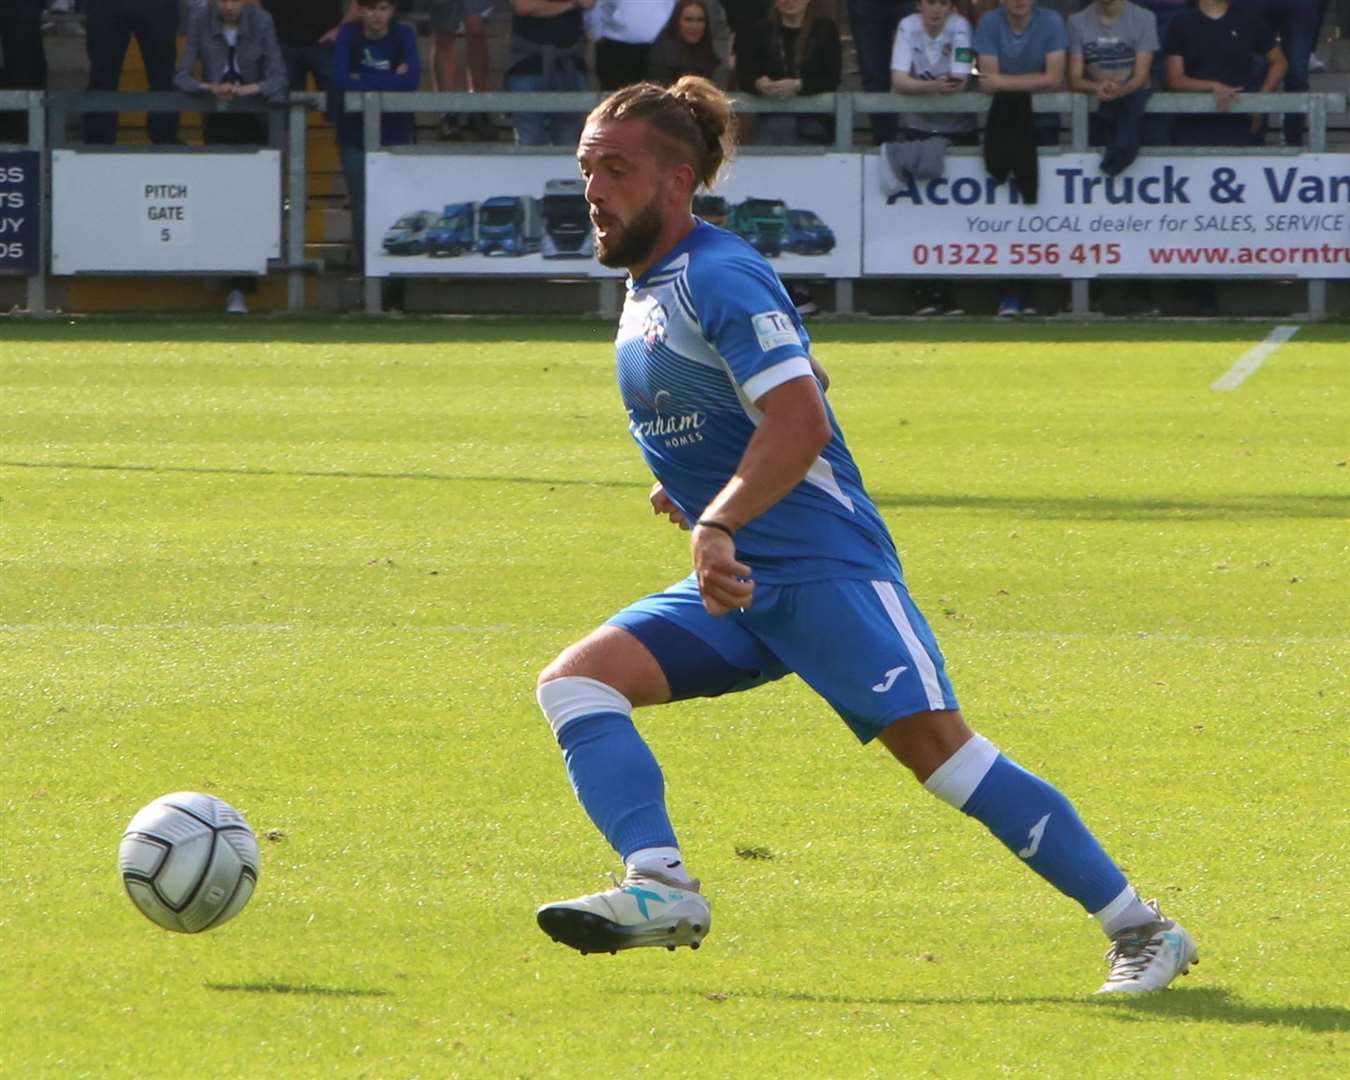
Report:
695,519,736,539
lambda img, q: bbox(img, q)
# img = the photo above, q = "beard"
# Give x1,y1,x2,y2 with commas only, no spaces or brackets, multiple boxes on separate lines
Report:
593,191,665,269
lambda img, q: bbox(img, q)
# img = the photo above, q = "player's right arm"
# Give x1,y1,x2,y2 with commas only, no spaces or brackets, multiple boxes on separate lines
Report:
694,376,833,614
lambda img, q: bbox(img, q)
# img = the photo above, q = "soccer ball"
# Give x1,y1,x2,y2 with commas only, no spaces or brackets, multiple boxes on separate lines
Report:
118,792,260,933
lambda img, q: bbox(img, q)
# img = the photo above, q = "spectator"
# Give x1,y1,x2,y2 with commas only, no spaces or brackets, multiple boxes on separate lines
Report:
1164,0,1286,147
735,0,843,145
974,0,1066,315
647,0,721,85
259,0,358,92
83,0,181,144
848,0,909,144
588,0,678,90
1068,0,1157,174
175,0,287,314
0,0,47,144
504,0,592,146
890,0,976,141
1245,0,1320,146
429,0,496,140
889,0,974,315
331,0,420,285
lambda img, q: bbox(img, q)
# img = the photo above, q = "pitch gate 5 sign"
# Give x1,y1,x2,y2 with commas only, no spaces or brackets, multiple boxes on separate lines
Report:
0,152,40,276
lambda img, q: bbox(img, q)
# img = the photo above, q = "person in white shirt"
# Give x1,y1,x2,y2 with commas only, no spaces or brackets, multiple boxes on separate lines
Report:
890,0,976,141
587,0,677,89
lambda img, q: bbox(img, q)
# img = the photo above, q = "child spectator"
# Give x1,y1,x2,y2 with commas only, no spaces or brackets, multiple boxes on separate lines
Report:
647,0,721,85
429,0,496,140
888,0,975,316
1068,0,1157,175
1164,0,1286,146
175,0,288,314
83,0,181,144
504,0,592,147
735,0,843,145
331,0,420,278
974,0,1067,315
890,0,976,142
588,0,678,90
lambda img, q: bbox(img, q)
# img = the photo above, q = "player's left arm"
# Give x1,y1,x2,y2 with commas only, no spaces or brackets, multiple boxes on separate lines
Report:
693,377,833,615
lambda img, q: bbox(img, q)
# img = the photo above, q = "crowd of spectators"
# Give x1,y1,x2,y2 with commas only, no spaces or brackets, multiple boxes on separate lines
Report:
0,0,1343,313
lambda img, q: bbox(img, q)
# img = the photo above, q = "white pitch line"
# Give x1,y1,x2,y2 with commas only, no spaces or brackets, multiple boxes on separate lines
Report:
1211,325,1299,391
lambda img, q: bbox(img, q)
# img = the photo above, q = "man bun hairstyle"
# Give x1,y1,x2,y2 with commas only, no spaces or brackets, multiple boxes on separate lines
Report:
587,76,737,191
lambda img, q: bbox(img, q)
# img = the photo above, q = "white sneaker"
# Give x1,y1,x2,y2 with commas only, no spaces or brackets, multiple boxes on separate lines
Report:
537,868,711,955
225,289,248,315
1096,899,1198,993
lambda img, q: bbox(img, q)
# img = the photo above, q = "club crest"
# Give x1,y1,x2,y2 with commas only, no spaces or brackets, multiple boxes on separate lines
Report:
642,302,668,348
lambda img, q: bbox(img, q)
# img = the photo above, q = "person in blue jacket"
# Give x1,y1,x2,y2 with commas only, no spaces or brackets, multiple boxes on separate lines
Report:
331,0,420,272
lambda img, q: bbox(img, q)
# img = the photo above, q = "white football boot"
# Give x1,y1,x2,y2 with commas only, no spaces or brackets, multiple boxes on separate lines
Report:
537,868,711,955
1096,899,1199,993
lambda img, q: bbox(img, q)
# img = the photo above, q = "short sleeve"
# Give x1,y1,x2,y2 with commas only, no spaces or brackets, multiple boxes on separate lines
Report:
1138,8,1159,53
1249,13,1276,54
688,249,812,400
1045,10,1069,53
972,13,998,58
1067,13,1085,55
891,21,915,75
951,16,974,76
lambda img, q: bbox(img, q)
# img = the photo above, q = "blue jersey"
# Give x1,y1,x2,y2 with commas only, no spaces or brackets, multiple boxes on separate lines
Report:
615,220,902,586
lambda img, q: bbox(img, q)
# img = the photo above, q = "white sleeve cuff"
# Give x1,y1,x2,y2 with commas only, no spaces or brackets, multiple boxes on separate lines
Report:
742,355,815,404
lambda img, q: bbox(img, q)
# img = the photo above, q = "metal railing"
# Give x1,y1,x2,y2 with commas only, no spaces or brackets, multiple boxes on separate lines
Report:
2,88,1347,317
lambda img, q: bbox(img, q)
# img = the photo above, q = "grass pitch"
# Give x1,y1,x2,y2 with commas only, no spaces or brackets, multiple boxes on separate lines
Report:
1,318,1346,1078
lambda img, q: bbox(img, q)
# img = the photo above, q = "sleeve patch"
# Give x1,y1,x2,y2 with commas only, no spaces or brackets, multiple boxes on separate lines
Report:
751,310,801,352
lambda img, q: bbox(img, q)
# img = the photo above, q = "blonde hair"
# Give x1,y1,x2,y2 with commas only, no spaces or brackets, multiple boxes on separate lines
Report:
586,76,737,190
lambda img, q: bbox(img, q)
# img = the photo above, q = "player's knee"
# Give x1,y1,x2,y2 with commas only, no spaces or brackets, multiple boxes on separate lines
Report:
536,674,634,741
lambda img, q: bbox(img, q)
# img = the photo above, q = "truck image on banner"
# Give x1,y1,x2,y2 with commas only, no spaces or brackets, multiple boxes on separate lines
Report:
362,152,860,278
541,179,593,259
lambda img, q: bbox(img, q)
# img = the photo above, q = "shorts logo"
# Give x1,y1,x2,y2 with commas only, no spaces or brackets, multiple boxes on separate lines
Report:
871,665,908,693
642,302,668,348
752,310,800,352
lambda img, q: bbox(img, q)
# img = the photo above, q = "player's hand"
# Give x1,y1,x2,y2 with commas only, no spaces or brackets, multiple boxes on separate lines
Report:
692,524,754,616
649,481,688,529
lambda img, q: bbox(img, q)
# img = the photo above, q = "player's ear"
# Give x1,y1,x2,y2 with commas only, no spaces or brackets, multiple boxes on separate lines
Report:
669,161,698,204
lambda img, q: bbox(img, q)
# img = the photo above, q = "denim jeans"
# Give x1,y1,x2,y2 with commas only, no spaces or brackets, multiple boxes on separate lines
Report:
847,0,911,144
505,66,587,147
281,42,335,93
1248,0,1322,145
83,0,180,144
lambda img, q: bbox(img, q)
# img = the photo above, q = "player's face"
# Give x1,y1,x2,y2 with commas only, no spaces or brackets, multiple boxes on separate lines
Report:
577,119,674,272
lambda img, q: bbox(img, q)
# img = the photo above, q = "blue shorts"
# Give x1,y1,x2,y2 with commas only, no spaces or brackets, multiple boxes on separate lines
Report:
607,574,959,744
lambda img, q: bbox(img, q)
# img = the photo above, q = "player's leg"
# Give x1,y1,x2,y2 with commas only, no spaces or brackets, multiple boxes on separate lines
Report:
879,707,1198,993
535,577,785,954
754,577,1196,992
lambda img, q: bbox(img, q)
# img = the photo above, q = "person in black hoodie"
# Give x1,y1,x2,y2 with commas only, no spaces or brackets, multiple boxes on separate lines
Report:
735,0,842,145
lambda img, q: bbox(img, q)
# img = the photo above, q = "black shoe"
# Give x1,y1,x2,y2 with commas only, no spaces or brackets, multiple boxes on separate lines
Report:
789,285,818,317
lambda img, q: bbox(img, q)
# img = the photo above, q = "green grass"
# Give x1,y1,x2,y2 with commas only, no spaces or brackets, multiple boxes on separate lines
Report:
2,318,1347,1078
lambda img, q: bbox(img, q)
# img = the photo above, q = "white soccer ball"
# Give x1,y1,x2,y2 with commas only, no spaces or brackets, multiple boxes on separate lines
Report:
118,792,260,933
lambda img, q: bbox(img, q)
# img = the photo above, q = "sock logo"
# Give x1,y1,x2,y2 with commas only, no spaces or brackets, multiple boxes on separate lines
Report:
1017,813,1051,859
871,665,909,693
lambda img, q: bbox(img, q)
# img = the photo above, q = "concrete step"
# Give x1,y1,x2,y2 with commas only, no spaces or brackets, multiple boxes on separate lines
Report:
306,208,351,244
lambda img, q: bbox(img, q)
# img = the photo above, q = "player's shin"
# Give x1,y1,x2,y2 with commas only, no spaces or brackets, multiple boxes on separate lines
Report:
537,676,679,860
924,734,1157,936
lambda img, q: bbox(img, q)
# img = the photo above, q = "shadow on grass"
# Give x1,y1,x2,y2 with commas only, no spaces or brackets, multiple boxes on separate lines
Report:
3,459,1346,522
205,981,391,998
0,459,647,491
636,986,1348,1032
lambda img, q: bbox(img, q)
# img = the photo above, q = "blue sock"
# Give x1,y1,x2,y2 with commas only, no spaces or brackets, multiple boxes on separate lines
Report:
554,710,678,860
925,735,1129,914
